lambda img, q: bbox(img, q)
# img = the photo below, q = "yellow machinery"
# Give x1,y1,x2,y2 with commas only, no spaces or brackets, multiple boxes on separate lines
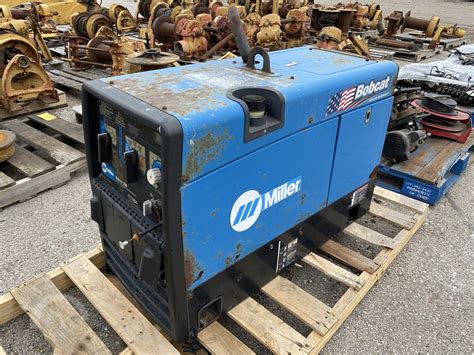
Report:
0,30,58,112
2,0,86,25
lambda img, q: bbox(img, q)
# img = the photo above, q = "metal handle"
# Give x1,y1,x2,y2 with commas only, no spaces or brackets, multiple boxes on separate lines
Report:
246,47,272,74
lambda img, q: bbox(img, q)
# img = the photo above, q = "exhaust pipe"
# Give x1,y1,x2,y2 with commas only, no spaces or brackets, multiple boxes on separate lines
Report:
228,6,250,63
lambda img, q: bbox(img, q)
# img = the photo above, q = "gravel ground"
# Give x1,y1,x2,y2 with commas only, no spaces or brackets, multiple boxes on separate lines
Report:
1,0,473,353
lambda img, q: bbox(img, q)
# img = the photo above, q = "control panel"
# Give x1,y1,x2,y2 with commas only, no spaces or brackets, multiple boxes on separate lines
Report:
97,100,163,221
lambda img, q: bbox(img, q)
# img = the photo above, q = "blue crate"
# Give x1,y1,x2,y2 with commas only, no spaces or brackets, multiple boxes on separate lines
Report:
377,136,472,205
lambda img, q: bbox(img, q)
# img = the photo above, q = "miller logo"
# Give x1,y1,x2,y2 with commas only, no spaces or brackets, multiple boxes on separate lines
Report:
230,177,302,232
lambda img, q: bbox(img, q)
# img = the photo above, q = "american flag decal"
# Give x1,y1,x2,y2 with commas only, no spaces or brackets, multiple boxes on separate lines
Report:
326,87,357,115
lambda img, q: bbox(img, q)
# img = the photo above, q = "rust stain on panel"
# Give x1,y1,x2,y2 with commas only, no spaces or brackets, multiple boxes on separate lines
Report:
183,129,234,181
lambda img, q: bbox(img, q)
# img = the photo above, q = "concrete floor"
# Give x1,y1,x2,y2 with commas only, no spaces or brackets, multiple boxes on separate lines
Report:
1,0,473,353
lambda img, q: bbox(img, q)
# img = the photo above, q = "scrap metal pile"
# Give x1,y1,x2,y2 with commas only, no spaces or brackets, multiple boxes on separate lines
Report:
0,0,469,121
383,45,474,162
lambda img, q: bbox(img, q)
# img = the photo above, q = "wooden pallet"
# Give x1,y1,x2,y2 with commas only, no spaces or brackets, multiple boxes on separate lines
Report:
47,67,110,91
0,113,86,209
378,135,473,205
368,44,443,62
396,32,470,49
0,187,428,354
0,90,67,120
369,48,395,60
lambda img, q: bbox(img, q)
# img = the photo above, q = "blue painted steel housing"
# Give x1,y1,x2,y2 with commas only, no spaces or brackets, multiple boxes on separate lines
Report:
104,46,398,290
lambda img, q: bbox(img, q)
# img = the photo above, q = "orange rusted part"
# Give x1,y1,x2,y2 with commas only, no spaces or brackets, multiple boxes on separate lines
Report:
174,18,208,57
284,8,307,38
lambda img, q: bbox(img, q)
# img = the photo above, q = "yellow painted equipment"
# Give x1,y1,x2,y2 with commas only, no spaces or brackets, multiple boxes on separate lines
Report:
0,30,58,112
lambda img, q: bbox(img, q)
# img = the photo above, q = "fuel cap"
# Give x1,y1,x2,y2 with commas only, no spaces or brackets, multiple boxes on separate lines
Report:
243,94,267,127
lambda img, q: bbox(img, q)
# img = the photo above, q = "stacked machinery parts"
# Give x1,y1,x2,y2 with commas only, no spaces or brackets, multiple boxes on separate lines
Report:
311,3,384,35
376,10,466,51
0,29,58,112
146,0,310,58
412,94,472,143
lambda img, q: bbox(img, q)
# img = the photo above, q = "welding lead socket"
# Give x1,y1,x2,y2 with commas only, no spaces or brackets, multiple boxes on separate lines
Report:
243,94,267,127
119,233,141,249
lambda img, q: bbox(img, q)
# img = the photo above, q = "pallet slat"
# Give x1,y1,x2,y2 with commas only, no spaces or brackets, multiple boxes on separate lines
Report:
302,253,363,290
318,239,379,274
0,172,15,190
10,275,110,354
7,145,55,177
373,186,427,213
62,256,179,355
228,297,310,355
29,114,85,145
1,188,430,355
0,160,86,209
0,247,104,326
305,203,429,354
344,223,397,249
47,72,82,91
198,321,255,355
1,120,84,165
369,202,416,230
58,68,105,80
261,276,336,335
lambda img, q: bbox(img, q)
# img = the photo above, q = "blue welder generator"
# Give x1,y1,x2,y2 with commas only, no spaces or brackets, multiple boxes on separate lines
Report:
82,43,398,342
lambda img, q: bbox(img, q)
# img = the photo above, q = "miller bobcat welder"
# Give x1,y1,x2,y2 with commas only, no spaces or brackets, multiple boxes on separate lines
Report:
83,41,398,341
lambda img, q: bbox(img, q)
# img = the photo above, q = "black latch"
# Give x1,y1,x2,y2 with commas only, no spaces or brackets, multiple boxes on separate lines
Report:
97,133,111,163
123,150,138,183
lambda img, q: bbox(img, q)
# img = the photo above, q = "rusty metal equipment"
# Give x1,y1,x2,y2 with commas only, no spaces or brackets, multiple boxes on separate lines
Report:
124,47,179,72
283,8,307,40
0,129,16,162
243,12,260,46
0,28,58,111
256,13,281,47
374,37,422,51
400,11,439,37
384,10,403,36
315,26,341,50
352,5,369,30
65,26,146,74
106,3,137,32
174,16,208,57
337,33,370,56
72,11,113,39
0,54,58,112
